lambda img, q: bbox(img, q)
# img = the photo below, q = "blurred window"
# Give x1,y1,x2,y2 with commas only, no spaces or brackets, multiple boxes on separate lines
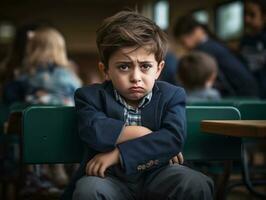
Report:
216,1,244,40
154,0,169,30
0,21,15,44
193,10,209,24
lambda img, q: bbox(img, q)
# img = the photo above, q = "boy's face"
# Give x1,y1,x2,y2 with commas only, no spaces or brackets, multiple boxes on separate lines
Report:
100,46,164,106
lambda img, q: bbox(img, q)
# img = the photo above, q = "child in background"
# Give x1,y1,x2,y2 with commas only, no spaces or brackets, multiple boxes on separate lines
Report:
23,27,81,106
177,51,221,102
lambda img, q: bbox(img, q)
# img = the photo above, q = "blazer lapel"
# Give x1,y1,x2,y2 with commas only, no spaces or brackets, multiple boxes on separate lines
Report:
103,81,124,121
142,83,161,131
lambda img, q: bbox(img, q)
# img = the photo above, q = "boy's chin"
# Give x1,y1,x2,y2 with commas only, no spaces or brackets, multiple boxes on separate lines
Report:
127,93,145,100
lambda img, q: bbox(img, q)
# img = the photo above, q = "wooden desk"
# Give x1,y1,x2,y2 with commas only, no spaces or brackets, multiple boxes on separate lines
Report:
201,120,266,138
201,119,266,198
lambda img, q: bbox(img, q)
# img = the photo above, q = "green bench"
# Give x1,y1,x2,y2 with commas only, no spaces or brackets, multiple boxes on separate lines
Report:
22,106,241,164
237,102,266,120
22,105,242,199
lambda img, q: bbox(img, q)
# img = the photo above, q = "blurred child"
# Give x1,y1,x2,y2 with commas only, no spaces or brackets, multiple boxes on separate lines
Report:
23,27,81,106
177,51,221,102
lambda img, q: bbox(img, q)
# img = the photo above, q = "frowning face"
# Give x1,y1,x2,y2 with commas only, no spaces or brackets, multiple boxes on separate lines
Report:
101,46,164,107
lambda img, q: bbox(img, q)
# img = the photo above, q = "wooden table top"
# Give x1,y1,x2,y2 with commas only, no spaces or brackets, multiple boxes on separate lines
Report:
201,120,266,138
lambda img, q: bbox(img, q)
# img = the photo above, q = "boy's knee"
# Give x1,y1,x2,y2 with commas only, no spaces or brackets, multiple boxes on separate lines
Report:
182,171,214,199
72,176,109,200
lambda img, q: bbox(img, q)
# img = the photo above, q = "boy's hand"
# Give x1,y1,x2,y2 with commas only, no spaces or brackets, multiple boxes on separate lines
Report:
85,148,120,178
169,152,184,165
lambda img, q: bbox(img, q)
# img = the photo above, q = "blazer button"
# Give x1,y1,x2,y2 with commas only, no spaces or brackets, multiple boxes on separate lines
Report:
146,160,154,168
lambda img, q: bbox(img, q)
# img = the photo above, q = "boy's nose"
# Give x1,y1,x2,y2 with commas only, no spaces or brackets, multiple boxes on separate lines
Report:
130,69,141,83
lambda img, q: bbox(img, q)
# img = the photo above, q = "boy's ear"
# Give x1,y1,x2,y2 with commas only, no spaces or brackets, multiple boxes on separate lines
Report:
98,62,110,80
155,60,165,79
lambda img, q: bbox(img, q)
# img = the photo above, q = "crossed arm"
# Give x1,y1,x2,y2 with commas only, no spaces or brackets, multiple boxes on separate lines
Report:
86,125,184,177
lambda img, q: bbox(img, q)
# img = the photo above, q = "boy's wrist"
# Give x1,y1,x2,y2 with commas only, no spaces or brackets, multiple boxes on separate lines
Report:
113,147,120,164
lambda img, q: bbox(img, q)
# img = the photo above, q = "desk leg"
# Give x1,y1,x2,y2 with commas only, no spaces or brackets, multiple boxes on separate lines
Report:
241,143,266,198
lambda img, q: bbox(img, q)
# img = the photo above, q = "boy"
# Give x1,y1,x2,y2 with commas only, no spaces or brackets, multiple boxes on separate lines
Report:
63,11,214,200
177,51,221,102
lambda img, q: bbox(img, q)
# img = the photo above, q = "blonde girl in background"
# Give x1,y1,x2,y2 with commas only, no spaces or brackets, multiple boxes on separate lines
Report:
24,27,81,106
22,27,81,190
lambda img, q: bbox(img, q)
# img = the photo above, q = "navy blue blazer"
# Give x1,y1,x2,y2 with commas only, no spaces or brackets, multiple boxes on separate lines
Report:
62,81,186,199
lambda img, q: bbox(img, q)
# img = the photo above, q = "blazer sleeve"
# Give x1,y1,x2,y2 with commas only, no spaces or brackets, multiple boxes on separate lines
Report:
117,87,186,174
75,88,125,152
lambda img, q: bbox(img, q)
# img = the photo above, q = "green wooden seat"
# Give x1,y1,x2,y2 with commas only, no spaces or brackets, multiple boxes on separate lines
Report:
237,102,266,120
23,106,241,164
187,99,264,108
184,106,241,160
23,106,83,164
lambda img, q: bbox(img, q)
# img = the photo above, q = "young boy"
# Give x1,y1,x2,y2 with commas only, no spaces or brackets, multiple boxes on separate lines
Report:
63,11,214,200
177,51,221,102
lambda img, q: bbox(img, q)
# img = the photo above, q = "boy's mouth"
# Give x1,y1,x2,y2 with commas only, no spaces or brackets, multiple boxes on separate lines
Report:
129,87,144,92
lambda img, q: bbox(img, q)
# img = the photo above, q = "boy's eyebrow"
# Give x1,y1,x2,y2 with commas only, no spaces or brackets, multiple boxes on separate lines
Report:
115,61,155,64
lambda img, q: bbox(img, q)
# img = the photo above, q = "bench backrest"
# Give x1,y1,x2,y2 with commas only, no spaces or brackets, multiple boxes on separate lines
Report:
237,102,266,120
184,106,241,160
23,106,83,164
23,106,241,164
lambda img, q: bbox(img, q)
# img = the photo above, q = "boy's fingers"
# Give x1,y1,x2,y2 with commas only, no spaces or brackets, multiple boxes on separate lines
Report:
172,156,179,164
99,165,106,178
169,159,173,165
86,161,92,175
177,153,184,164
92,163,101,176
88,162,96,176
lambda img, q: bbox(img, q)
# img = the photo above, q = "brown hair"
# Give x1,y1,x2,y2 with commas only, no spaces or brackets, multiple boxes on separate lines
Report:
177,51,218,90
96,11,168,68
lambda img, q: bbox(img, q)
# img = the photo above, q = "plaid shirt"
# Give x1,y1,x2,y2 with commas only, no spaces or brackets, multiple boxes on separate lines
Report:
114,90,152,126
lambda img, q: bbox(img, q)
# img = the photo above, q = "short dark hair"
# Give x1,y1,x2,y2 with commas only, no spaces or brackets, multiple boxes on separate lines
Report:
96,11,168,68
177,51,218,90
173,15,202,39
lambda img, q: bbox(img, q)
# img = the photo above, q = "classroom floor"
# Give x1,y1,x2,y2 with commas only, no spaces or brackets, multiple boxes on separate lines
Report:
227,173,266,200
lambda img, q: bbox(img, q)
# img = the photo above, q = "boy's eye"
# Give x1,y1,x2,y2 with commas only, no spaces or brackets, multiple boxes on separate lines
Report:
118,65,130,71
140,64,152,71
